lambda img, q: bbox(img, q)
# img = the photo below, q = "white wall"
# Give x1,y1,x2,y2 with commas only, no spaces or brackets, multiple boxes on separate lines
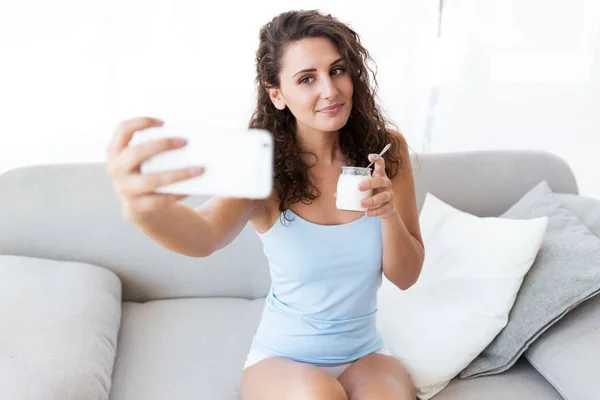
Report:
0,0,436,173
1,1,598,199
428,0,600,198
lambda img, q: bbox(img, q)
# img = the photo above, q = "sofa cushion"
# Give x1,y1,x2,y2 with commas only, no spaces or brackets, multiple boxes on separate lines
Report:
109,297,264,400
377,192,548,399
0,255,122,400
523,193,600,400
109,296,563,400
525,292,600,400
434,358,563,400
461,181,600,378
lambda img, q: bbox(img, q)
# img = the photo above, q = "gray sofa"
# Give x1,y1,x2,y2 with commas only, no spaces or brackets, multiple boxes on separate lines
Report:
0,150,594,399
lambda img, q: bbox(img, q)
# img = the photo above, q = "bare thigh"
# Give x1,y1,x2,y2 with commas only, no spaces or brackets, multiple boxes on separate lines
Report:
241,356,348,400
338,353,415,400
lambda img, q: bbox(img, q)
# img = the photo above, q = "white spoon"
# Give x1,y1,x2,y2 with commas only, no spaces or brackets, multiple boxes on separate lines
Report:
366,143,392,169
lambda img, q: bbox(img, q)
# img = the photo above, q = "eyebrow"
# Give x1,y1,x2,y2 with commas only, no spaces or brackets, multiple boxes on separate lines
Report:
292,57,345,78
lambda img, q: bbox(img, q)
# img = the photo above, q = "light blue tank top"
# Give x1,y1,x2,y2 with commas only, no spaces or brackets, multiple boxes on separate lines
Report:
250,209,384,366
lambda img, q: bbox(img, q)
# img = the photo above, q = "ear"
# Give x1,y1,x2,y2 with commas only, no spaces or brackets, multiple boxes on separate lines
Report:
266,86,286,110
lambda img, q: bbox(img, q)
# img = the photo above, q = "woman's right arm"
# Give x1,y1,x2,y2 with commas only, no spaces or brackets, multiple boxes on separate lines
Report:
106,116,260,258
132,197,258,257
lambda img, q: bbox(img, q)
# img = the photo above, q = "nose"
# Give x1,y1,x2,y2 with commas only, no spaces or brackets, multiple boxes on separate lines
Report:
320,76,339,100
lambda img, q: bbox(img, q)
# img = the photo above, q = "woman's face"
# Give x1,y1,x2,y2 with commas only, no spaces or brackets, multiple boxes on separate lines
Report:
268,37,354,134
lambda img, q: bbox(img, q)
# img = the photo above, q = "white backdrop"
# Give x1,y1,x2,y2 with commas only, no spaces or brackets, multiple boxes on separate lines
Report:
0,0,598,198
429,0,600,198
0,0,437,170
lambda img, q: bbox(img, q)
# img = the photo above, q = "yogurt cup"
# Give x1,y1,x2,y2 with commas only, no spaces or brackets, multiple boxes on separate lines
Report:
335,166,372,212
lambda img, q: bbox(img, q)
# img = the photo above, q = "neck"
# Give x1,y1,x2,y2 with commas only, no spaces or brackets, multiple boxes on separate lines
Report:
295,122,341,166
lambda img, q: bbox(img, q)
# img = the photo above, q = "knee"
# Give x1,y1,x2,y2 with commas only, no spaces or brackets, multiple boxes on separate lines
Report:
346,375,415,400
294,373,348,400
396,377,416,400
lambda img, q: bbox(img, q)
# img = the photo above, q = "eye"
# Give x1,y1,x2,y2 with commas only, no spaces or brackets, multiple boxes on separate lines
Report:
299,76,314,85
331,67,345,76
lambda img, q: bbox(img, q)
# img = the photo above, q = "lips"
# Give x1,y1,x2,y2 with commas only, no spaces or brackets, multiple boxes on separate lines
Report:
318,103,343,113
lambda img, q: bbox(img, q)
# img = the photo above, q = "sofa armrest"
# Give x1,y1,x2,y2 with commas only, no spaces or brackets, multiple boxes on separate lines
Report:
0,255,122,400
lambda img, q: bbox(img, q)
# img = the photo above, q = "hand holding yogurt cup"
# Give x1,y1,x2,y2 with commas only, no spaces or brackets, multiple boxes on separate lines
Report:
335,147,397,218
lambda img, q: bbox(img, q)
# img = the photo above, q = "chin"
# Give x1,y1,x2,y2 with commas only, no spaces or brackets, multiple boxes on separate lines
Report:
320,120,348,133
315,113,351,133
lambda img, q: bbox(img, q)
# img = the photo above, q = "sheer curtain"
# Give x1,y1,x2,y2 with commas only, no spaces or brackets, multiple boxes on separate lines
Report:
428,0,600,198
0,0,438,174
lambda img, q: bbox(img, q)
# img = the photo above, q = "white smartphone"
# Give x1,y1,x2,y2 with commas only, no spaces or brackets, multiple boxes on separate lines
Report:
129,126,274,199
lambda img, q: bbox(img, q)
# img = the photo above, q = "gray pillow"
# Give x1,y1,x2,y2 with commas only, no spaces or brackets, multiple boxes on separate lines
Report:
460,180,600,379
0,255,122,400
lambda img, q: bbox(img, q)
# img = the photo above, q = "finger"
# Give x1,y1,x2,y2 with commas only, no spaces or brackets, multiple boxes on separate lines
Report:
374,156,386,177
360,190,392,209
111,136,188,177
115,166,204,196
366,205,395,217
358,176,390,191
107,116,164,159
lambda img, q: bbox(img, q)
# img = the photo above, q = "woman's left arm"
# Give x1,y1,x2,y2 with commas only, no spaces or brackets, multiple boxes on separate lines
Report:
358,132,425,290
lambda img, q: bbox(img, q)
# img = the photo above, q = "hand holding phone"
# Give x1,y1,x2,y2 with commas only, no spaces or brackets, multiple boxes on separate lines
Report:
106,117,206,222
129,124,274,199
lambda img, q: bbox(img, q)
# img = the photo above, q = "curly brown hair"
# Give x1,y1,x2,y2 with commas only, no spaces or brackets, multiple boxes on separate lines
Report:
248,9,404,214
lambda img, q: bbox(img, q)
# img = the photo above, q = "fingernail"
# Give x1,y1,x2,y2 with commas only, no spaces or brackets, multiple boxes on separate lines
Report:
188,167,204,175
358,182,366,190
173,138,187,146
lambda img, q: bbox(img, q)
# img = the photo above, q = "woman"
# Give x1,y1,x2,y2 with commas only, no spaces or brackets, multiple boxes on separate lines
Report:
106,9,424,400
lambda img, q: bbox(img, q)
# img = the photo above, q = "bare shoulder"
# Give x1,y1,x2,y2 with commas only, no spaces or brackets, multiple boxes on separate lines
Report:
386,129,413,175
387,129,409,155
249,188,281,232
387,129,424,246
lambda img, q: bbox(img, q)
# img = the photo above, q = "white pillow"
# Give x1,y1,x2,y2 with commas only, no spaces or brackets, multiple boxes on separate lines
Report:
376,193,548,400
0,255,122,400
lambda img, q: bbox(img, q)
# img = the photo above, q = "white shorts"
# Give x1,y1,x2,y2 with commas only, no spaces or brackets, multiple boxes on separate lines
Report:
243,346,393,379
